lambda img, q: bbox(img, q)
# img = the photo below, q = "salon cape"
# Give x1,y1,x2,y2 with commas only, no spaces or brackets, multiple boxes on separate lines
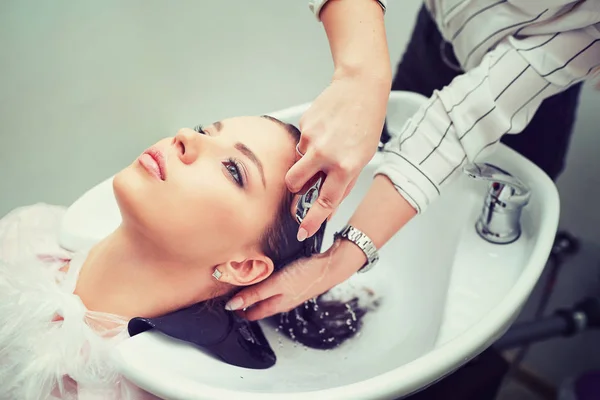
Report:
0,204,159,400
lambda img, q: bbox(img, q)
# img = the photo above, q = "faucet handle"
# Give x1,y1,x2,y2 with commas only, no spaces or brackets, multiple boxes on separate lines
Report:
462,162,531,207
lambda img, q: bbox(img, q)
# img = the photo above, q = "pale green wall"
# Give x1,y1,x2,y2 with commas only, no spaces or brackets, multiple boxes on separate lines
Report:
0,0,417,215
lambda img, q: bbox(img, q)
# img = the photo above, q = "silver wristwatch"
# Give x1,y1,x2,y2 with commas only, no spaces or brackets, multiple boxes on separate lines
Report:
334,224,379,273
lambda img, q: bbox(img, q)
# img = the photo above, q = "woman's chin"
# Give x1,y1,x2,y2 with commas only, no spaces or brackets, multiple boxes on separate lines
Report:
113,167,153,225
113,167,177,244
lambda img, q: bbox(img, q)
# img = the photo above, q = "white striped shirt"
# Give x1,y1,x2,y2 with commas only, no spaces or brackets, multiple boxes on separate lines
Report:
310,0,600,214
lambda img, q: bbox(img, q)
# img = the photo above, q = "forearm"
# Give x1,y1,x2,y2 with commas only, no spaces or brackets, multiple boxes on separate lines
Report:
331,175,416,274
347,175,416,249
320,0,392,83
329,25,599,275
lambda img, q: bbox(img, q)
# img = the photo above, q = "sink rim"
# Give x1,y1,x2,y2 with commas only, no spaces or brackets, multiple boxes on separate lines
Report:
112,143,559,400
307,144,560,399
56,90,559,399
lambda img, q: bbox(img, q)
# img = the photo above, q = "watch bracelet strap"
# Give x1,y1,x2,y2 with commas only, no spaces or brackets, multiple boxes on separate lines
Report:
334,225,379,273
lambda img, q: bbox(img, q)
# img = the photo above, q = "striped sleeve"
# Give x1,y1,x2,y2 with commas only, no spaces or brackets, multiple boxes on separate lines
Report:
308,0,387,21
375,23,600,214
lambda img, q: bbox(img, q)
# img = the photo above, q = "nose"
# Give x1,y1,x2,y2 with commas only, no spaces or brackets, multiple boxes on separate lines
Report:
173,128,202,165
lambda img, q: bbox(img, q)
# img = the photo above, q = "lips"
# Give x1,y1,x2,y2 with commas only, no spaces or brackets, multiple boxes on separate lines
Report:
139,147,166,181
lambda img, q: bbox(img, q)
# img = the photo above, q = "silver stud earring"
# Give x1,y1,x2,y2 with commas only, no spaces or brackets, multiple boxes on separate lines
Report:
212,267,222,281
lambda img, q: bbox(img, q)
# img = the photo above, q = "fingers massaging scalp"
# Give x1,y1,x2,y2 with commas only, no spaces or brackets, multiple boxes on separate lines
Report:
128,172,375,369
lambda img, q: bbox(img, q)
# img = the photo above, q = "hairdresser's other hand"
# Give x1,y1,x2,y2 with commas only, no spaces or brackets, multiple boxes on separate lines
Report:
287,72,390,240
226,240,365,321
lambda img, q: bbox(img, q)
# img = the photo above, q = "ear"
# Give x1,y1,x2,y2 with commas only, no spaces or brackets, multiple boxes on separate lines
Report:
218,254,275,286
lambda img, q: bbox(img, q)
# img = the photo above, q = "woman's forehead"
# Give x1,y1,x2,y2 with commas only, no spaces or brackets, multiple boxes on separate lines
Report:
217,116,285,136
218,117,296,157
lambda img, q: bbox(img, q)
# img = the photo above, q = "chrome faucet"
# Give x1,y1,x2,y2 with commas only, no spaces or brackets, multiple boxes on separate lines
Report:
463,163,531,244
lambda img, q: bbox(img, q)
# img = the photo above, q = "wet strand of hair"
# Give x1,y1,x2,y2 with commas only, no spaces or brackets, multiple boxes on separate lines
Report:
267,292,378,350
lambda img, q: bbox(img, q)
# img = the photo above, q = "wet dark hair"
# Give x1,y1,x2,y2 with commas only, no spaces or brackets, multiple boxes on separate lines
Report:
128,116,377,370
257,115,308,270
257,115,376,350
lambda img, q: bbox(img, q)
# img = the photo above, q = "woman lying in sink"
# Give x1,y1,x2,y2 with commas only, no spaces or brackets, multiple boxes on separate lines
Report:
0,115,375,400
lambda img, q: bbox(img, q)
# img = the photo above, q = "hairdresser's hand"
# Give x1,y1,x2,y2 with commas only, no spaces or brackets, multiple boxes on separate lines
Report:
226,240,365,320
287,71,390,240
230,175,418,320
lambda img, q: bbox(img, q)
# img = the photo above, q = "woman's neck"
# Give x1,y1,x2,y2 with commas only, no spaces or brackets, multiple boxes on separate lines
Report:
74,226,223,319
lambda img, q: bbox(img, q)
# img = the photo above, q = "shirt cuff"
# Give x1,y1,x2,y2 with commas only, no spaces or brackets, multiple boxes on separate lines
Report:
308,0,387,21
373,153,446,215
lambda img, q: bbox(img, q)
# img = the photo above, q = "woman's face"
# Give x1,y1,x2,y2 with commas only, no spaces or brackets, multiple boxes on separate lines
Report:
113,116,297,272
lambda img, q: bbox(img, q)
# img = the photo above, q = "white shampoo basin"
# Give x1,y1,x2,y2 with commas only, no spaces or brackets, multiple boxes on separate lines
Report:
58,91,559,399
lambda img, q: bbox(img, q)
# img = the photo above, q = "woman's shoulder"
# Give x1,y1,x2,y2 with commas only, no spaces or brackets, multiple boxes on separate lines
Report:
0,203,70,265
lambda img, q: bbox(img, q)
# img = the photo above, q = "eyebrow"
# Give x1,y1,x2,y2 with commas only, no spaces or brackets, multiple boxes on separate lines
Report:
213,121,223,132
235,142,266,188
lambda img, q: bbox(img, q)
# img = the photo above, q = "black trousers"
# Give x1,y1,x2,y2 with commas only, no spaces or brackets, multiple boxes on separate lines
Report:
386,5,583,181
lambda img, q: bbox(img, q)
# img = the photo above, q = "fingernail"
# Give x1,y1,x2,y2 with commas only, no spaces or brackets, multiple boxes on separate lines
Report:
225,297,244,311
297,228,308,242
